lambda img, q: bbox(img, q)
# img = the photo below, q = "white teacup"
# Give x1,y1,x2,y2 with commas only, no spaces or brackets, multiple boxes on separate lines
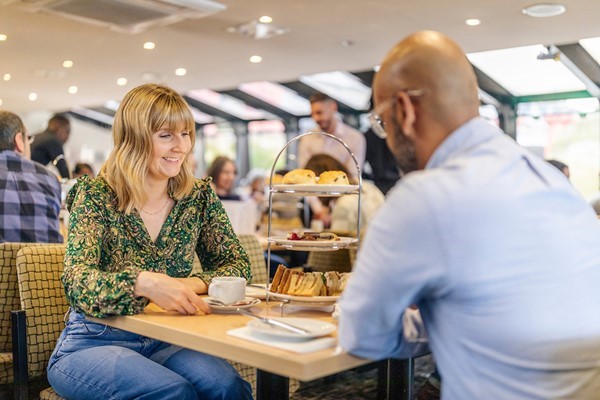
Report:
208,277,246,305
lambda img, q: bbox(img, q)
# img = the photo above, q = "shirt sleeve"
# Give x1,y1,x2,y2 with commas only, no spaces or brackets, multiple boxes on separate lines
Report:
352,128,367,170
297,137,311,169
46,138,69,179
56,157,70,179
192,184,252,284
62,178,148,317
338,181,447,359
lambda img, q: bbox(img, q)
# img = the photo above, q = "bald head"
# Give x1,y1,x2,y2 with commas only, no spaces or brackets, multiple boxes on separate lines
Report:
374,31,480,130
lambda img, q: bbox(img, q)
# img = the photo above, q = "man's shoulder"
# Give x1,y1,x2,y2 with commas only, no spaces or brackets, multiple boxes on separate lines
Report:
0,152,52,176
340,121,362,134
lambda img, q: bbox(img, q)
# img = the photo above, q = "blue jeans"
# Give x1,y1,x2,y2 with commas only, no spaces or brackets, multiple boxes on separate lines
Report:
47,309,253,400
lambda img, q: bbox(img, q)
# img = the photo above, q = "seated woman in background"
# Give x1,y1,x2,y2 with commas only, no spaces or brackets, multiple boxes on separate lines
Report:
305,153,385,234
47,83,253,400
206,155,242,200
72,162,95,178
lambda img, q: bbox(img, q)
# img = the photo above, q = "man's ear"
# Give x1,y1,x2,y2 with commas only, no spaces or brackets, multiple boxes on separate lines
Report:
14,131,25,154
395,91,417,138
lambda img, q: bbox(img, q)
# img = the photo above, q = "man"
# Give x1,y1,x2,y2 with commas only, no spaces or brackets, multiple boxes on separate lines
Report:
298,92,366,179
338,31,600,399
30,113,71,179
364,126,400,195
0,110,63,243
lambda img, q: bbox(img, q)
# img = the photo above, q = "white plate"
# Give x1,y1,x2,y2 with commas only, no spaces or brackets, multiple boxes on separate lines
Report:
267,291,340,303
246,285,268,299
204,297,261,313
272,184,359,197
269,236,357,250
247,317,336,339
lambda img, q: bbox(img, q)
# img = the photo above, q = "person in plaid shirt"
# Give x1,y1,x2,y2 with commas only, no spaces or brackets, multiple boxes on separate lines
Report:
0,110,63,243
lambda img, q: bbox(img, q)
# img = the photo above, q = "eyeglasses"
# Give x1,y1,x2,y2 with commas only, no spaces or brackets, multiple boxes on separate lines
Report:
27,134,34,145
367,89,425,139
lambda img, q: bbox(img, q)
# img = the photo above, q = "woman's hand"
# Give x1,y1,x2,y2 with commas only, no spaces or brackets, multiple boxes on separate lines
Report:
134,271,211,315
176,277,207,294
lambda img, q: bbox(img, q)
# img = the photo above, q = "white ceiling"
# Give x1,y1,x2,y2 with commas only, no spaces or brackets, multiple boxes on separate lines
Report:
2,0,600,115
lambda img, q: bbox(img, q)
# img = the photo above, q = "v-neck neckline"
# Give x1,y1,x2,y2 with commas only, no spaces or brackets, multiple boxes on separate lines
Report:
133,201,176,247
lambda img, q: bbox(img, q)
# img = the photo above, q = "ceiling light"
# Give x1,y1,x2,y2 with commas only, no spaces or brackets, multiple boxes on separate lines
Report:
0,99,2,106
28,93,37,101
227,20,289,40
249,55,262,63
143,41,156,50
522,3,566,17
258,16,272,23
465,18,481,26
3,74,10,81
117,77,128,86
141,72,161,81
175,68,187,76
0,34,6,41
341,40,354,47
63,60,74,68
68,86,78,94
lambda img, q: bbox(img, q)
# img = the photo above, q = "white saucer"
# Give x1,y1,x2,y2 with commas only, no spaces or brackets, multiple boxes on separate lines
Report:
204,297,261,313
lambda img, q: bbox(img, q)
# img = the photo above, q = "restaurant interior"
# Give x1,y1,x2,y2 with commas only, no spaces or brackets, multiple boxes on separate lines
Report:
2,0,600,399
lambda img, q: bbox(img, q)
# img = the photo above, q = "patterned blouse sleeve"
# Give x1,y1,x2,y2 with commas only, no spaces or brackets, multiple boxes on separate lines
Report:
62,177,148,317
192,182,252,284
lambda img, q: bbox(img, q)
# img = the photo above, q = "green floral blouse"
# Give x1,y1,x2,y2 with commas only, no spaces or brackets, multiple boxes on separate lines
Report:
63,175,251,318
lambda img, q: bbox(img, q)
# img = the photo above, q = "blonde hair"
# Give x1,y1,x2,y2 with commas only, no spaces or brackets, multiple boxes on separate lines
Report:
100,83,196,213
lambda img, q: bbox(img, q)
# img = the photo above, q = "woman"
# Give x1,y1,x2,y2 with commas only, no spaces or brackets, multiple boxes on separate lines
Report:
206,155,241,200
47,84,253,400
305,153,385,233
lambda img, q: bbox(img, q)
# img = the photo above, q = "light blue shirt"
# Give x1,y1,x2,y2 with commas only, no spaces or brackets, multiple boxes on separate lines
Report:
339,117,600,399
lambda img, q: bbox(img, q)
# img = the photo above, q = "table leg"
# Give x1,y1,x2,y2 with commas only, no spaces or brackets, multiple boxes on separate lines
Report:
257,369,289,400
378,358,414,400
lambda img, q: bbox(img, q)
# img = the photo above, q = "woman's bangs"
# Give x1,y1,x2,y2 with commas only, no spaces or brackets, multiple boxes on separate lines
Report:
154,98,195,137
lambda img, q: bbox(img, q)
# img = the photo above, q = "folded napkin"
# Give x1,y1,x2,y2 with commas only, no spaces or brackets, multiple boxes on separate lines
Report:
227,327,336,354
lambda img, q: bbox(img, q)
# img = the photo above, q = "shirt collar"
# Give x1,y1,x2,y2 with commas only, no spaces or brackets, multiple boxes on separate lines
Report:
0,150,21,158
425,117,501,169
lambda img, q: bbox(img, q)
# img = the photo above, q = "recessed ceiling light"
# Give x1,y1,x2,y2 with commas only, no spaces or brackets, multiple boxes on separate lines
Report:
141,72,160,81
175,68,187,76
68,85,78,94
3,73,10,81
341,40,354,47
522,3,566,17
465,18,481,26
0,34,7,41
63,60,74,68
227,20,289,40
0,99,2,106
28,93,37,101
143,41,156,50
249,55,262,63
117,77,128,86
258,16,272,23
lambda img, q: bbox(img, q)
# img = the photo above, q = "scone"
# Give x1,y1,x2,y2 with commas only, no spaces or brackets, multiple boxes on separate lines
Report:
282,169,316,184
266,173,284,185
318,170,349,185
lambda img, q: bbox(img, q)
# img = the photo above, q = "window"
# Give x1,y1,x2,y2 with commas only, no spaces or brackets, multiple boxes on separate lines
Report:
516,98,600,198
203,123,236,169
248,120,287,172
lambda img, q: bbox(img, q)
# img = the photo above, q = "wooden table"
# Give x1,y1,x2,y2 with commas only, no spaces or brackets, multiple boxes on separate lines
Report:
88,299,413,399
